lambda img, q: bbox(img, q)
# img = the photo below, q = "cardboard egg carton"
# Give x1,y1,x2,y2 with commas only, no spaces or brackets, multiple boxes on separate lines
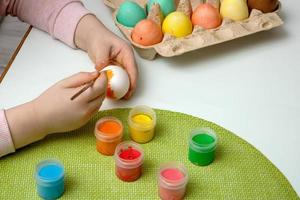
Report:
103,0,283,60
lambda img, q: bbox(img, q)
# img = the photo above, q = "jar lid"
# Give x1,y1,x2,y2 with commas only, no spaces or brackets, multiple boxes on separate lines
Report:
35,159,64,186
189,127,218,153
114,141,144,169
158,161,188,189
95,117,124,141
128,105,157,131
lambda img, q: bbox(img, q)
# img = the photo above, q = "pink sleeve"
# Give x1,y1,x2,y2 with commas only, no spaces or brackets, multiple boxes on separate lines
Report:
0,0,91,48
0,110,15,157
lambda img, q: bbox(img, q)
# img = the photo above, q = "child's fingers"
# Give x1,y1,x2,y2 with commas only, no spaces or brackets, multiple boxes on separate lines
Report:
81,72,107,102
62,71,99,88
87,93,106,115
94,50,110,71
95,59,110,71
116,46,138,99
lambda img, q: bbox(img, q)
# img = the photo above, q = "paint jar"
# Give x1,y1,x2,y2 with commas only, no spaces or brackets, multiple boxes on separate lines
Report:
95,116,124,156
114,141,144,182
188,127,218,166
158,162,188,200
128,105,157,143
35,159,65,200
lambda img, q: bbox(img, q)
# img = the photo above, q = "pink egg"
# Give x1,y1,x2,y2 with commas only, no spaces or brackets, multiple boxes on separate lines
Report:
131,19,163,46
192,3,222,29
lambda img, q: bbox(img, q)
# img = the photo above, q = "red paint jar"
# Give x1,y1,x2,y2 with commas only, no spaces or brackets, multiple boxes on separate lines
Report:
114,141,144,182
158,162,188,200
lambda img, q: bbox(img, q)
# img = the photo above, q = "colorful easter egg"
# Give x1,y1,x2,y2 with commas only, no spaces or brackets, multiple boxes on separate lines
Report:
192,3,222,29
220,0,249,21
248,0,279,13
116,1,146,27
147,0,175,17
101,65,130,100
162,11,193,38
132,19,163,46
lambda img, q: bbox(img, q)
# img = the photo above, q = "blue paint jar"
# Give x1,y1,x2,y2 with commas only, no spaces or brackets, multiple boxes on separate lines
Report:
35,159,65,200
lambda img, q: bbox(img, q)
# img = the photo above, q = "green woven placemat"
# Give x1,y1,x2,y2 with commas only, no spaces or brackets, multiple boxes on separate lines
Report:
0,108,298,199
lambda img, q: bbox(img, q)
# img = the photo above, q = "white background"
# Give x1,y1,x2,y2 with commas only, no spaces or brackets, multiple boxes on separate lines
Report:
0,0,299,196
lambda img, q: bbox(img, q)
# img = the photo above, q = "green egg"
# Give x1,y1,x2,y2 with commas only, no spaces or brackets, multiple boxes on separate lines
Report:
116,1,146,27
147,0,175,17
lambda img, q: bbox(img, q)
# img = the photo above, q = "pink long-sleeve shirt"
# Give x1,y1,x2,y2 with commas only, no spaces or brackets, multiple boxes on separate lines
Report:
0,0,91,157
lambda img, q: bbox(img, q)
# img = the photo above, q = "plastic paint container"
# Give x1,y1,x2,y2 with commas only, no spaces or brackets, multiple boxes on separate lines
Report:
35,159,65,200
95,117,124,156
158,162,188,200
128,105,156,143
188,127,218,166
114,141,144,182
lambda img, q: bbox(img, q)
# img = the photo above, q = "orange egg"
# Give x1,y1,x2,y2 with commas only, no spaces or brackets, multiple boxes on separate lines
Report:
192,3,222,29
131,19,163,46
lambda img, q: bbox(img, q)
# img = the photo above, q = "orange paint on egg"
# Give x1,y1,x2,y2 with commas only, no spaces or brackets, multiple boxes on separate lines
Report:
131,19,163,46
106,70,114,80
105,70,115,98
192,3,222,29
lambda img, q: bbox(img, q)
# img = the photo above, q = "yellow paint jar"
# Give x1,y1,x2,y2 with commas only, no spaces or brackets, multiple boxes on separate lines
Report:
128,105,157,143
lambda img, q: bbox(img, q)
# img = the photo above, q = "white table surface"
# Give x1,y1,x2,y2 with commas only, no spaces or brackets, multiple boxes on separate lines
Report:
0,0,299,196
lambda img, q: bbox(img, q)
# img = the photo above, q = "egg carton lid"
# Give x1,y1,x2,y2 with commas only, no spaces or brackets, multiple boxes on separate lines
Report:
103,0,283,60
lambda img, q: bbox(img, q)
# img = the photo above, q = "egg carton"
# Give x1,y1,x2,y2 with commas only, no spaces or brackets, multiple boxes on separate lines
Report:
103,0,283,60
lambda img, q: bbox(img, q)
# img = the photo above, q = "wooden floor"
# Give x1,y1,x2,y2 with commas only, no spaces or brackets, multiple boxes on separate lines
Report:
0,16,29,76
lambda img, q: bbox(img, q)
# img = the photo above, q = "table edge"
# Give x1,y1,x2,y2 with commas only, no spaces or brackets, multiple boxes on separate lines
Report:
0,26,32,83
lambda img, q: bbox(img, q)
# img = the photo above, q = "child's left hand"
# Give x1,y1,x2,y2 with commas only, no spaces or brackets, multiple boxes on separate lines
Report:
75,15,138,99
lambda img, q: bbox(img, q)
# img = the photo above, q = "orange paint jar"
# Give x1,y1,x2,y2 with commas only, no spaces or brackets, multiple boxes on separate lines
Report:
94,117,123,156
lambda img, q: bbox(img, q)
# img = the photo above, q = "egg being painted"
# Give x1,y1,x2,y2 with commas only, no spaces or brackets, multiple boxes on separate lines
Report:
101,65,130,100
116,1,146,27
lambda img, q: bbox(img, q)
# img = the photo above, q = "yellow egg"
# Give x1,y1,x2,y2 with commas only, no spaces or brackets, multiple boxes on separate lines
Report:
162,11,193,38
220,0,249,21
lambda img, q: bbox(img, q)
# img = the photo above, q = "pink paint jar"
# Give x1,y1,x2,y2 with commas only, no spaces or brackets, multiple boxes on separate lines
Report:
158,162,188,200
114,141,144,182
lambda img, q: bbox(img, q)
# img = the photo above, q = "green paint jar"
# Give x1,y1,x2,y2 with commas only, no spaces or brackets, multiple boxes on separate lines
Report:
188,128,218,166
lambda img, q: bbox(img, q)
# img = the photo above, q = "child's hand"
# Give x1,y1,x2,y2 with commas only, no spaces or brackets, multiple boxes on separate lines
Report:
75,15,138,99
6,72,107,149
34,71,107,133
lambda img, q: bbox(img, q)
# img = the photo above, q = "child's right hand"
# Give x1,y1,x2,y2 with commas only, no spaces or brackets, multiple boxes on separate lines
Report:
6,71,107,149
33,71,107,134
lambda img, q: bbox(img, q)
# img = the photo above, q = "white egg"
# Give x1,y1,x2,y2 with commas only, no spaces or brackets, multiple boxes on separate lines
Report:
100,65,130,99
